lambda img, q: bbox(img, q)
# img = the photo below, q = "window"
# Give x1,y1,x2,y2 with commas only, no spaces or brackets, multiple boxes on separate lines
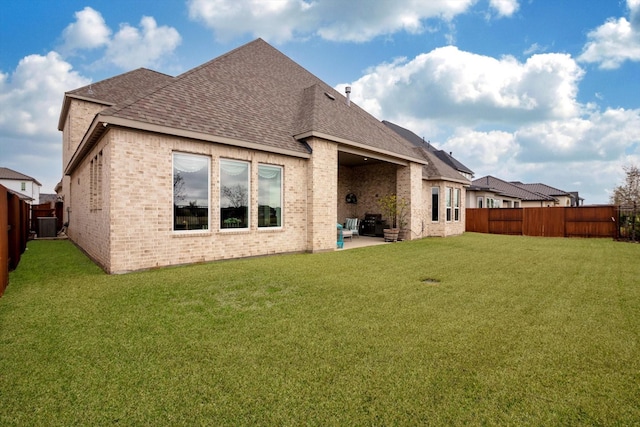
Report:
220,159,249,229
454,188,460,221
477,197,483,208
173,153,210,231
446,187,452,222
21,182,26,191
258,164,282,227
431,187,439,222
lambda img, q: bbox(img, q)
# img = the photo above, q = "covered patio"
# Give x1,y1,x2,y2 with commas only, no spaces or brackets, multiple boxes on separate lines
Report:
337,234,390,250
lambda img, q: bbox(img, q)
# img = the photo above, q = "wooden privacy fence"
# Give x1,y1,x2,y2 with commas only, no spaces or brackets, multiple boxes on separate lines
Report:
1,185,31,296
466,206,617,238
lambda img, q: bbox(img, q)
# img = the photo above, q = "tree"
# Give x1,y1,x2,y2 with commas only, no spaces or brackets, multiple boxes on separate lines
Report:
173,172,186,205
221,184,248,208
610,164,640,206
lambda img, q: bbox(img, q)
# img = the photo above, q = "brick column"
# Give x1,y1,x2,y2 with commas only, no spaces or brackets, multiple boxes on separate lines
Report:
306,137,338,252
396,162,423,240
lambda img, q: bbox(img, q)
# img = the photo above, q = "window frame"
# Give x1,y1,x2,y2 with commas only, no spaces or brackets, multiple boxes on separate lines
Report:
219,158,250,231
431,187,439,222
172,152,211,233
445,187,453,222
258,163,283,229
454,188,460,222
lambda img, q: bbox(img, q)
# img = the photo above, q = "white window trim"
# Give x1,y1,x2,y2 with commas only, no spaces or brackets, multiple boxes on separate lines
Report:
220,158,250,231
173,152,211,233
258,163,283,229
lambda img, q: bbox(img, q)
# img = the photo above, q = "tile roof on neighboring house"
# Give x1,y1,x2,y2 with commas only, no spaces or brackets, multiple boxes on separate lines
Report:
382,120,474,177
0,167,41,186
66,39,427,174
471,175,555,202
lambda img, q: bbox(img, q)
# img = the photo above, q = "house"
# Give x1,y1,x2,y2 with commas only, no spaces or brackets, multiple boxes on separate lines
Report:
467,175,580,208
382,121,471,235
510,182,582,207
58,39,466,273
0,167,41,204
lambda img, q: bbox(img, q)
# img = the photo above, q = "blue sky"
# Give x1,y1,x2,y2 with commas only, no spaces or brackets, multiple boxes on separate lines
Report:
1,0,639,204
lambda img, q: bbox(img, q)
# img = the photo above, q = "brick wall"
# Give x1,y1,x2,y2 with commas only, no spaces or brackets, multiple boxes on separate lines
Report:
396,163,423,240
69,128,312,273
338,162,396,224
66,133,111,269
61,99,106,224
422,181,466,237
305,137,337,253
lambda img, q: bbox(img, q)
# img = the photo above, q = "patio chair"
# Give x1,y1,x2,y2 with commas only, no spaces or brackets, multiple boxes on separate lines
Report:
344,217,359,238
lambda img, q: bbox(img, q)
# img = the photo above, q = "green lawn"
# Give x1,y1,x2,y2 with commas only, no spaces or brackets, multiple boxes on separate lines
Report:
1,234,639,425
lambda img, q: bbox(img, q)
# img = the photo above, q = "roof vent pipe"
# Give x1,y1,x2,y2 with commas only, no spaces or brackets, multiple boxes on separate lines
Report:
345,86,351,106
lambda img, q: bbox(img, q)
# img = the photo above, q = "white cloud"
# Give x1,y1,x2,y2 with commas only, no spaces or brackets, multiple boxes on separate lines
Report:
489,0,519,17
578,0,640,69
187,0,495,43
338,45,640,203
104,16,182,69
0,52,90,138
515,108,640,162
60,6,111,53
59,8,181,70
345,46,584,125
445,128,518,167
0,52,91,192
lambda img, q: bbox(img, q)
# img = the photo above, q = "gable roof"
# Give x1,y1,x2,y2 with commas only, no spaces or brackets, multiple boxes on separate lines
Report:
415,147,471,184
0,167,41,186
382,121,472,184
58,68,174,131
382,120,474,176
66,39,426,174
471,175,555,201
510,182,570,198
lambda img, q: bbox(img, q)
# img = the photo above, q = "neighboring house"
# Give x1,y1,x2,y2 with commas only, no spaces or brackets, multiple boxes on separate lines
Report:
468,175,580,208
0,167,41,204
382,121,472,236
58,39,466,274
510,182,582,207
39,193,59,206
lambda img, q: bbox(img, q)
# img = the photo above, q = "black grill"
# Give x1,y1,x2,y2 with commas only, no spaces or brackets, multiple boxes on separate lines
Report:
362,213,383,237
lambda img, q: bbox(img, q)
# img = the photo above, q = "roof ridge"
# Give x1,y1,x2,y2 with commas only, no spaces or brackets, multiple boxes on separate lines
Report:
67,67,172,96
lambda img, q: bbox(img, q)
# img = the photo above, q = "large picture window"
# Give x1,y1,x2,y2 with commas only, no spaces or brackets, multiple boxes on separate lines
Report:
431,187,439,222
173,153,210,231
220,159,249,229
258,164,282,227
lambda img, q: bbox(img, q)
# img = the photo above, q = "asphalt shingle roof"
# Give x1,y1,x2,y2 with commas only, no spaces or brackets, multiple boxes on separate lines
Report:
92,39,423,161
66,68,175,107
0,167,41,185
511,182,569,197
382,121,472,183
471,176,555,201
382,120,474,176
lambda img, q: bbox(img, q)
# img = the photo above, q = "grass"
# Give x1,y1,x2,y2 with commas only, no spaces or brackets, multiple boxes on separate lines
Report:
1,233,639,425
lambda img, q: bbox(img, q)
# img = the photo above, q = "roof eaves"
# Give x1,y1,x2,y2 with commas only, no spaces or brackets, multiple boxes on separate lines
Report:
294,130,427,166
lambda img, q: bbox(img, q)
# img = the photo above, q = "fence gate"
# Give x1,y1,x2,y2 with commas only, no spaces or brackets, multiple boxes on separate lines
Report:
617,204,639,242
